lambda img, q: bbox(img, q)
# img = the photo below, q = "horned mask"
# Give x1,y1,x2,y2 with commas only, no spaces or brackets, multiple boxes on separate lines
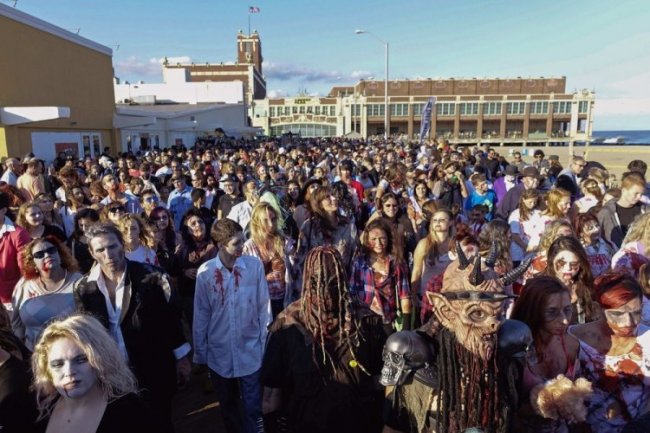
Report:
427,241,530,360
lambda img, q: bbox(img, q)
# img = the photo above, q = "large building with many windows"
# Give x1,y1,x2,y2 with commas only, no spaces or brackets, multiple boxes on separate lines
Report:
252,77,595,144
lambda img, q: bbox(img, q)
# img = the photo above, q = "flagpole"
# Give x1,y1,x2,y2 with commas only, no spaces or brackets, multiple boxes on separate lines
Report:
248,11,251,36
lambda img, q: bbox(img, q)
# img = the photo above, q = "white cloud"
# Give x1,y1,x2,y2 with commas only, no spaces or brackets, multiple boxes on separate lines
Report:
268,89,288,98
595,97,650,116
114,55,193,79
262,61,370,83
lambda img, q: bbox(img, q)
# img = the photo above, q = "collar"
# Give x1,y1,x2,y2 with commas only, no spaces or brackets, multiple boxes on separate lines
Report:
0,216,16,236
87,261,127,283
214,254,247,272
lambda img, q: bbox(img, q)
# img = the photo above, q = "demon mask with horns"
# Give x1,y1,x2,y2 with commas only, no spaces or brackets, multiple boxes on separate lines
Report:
427,242,531,361
382,242,531,433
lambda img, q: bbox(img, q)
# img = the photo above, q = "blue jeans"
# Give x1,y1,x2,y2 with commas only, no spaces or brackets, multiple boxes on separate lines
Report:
210,368,264,433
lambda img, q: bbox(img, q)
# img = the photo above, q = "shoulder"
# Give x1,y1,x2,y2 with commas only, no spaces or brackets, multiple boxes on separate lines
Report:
568,321,597,343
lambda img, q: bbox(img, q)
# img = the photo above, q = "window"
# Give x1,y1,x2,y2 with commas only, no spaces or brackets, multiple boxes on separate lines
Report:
484,102,502,116
390,103,408,116
329,106,335,116
530,101,548,114
315,106,321,115
292,106,298,114
507,102,526,115
367,104,385,117
351,104,362,116
579,101,589,113
553,101,571,114
458,103,478,116
412,103,424,116
269,107,275,117
436,103,455,116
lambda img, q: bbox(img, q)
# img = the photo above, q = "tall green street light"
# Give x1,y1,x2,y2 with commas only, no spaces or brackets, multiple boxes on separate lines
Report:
355,29,389,141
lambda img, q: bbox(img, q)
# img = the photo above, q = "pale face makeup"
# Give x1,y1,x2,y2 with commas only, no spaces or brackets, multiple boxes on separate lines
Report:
48,337,99,399
553,250,580,284
185,216,206,240
220,233,245,258
604,297,643,337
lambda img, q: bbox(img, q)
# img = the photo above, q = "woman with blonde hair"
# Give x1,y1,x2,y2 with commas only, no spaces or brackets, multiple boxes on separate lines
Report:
243,202,294,318
16,201,66,243
116,213,158,266
32,314,160,432
611,212,650,272
575,178,604,214
541,188,572,223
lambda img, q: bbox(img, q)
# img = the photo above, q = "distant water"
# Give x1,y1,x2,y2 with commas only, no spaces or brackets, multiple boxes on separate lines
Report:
592,130,650,144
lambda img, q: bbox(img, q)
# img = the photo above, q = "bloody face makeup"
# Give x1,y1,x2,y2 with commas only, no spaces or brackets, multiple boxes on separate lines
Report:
553,250,580,284
367,228,388,256
604,297,642,336
32,241,60,273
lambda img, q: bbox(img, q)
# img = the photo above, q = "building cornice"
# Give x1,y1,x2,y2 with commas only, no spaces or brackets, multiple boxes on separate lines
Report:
0,3,112,56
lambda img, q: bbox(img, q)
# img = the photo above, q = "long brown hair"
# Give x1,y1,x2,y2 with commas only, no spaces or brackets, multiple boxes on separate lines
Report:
21,236,79,280
544,236,597,321
511,275,571,361
517,189,540,221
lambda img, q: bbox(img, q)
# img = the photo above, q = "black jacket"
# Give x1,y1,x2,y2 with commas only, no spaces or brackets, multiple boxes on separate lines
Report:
73,261,186,404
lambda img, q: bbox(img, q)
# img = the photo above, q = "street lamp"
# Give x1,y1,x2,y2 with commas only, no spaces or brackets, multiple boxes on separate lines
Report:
355,29,389,141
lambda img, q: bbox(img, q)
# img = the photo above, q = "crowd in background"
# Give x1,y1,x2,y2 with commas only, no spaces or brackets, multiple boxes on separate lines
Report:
1,135,650,433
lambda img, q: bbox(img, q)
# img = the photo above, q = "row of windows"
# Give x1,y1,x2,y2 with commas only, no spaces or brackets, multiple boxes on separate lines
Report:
270,123,336,137
269,106,336,117
269,100,586,118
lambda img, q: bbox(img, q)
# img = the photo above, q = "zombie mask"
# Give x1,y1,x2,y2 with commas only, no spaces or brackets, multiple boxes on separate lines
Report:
428,246,530,361
380,331,432,386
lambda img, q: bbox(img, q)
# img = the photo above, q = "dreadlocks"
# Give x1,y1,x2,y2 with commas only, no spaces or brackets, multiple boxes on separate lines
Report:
300,246,369,376
434,327,506,433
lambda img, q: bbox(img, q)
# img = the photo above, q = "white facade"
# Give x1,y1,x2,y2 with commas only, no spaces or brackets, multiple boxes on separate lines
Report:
114,77,244,105
114,103,254,153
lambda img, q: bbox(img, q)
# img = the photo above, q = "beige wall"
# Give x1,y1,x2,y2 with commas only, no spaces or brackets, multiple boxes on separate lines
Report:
0,14,115,158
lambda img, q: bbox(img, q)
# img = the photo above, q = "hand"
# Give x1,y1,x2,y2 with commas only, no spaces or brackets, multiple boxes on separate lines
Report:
454,171,464,179
176,357,191,386
185,268,198,279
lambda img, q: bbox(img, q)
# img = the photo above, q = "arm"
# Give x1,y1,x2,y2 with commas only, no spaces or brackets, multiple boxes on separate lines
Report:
10,283,26,342
410,239,426,297
192,269,211,366
256,261,271,345
456,171,469,198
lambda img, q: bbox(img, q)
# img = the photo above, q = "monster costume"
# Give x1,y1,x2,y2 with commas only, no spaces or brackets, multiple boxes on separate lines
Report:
382,244,532,433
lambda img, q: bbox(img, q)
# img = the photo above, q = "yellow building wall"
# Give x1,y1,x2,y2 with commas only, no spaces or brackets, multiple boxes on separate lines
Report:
0,14,115,158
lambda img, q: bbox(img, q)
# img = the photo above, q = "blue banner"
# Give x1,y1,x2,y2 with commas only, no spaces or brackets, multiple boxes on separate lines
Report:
419,97,436,144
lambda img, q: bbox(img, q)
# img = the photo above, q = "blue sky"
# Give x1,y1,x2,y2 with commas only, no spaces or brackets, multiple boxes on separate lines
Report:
12,0,650,130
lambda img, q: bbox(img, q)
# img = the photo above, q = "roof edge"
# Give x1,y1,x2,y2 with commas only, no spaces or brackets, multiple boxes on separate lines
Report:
0,3,112,56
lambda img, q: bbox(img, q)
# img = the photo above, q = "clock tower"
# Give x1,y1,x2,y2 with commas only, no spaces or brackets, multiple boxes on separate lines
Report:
237,30,263,75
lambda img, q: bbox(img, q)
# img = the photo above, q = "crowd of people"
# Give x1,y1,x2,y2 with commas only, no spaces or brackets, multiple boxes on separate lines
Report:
0,136,649,433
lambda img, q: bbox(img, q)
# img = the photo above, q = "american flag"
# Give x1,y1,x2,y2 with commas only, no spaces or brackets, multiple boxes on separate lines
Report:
249,6,260,13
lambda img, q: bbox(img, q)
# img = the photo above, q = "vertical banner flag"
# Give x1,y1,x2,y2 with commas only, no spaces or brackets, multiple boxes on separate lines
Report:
249,6,260,13
419,97,435,144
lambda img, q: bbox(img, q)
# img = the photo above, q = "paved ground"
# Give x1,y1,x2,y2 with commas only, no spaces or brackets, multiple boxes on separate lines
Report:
172,369,225,433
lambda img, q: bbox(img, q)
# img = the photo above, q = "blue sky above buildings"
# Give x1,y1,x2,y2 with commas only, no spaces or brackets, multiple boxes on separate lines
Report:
13,0,650,130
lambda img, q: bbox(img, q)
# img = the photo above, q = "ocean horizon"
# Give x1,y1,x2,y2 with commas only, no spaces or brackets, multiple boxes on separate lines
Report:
592,130,650,144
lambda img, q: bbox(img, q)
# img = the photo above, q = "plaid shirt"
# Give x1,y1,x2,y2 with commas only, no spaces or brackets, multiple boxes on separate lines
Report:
349,255,410,324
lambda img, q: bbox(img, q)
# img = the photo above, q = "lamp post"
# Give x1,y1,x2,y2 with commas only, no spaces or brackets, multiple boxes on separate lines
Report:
355,29,389,141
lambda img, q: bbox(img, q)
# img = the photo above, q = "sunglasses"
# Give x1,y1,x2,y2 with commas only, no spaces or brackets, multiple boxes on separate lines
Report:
33,246,58,259
144,196,159,203
153,215,169,222
109,207,126,214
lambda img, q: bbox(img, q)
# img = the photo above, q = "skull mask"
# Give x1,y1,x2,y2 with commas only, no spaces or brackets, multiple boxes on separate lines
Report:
380,331,432,386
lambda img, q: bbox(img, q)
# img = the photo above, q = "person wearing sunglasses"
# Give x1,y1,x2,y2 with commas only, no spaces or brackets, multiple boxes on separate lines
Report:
139,188,161,219
102,202,127,225
11,236,81,351
570,272,650,432
510,275,583,432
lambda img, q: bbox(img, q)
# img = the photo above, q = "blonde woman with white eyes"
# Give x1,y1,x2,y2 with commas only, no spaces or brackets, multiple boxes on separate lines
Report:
31,314,161,433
